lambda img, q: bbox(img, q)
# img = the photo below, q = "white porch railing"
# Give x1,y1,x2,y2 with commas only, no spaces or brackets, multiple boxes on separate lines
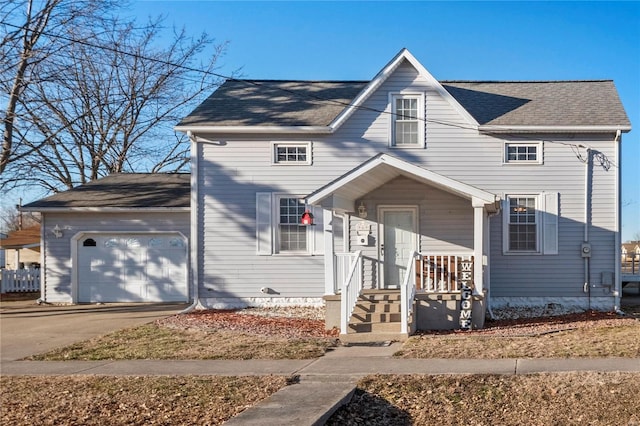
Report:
338,251,363,334
1,268,41,293
400,251,419,334
416,253,475,293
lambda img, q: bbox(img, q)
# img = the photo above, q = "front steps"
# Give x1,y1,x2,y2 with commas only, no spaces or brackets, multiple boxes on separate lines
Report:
340,290,412,344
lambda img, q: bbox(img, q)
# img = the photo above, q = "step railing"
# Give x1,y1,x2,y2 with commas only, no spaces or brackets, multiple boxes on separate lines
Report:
339,250,363,334
1,268,41,293
416,253,474,293
400,251,419,334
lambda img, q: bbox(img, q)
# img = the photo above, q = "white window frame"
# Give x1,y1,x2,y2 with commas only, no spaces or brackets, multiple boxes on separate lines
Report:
503,195,540,255
274,194,310,255
503,142,543,164
271,142,312,165
389,93,425,148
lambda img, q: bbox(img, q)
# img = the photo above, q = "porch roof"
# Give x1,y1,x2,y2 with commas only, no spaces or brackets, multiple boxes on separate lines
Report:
306,154,500,212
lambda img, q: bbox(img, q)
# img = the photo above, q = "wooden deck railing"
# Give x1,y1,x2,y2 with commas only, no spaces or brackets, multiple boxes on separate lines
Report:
1,268,41,293
415,254,474,293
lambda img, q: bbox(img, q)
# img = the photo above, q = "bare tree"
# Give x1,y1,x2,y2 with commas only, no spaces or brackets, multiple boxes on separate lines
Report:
1,0,227,192
1,0,116,176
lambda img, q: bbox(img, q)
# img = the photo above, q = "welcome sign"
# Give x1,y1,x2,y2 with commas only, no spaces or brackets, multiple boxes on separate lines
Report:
458,259,473,330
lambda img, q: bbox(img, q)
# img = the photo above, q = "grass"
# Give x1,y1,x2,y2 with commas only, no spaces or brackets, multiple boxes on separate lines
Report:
28,323,335,360
1,375,290,426
327,373,640,425
395,324,640,359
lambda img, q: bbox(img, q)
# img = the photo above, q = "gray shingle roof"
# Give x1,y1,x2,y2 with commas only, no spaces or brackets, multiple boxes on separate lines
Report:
178,80,368,127
22,173,190,209
177,78,630,129
442,80,631,127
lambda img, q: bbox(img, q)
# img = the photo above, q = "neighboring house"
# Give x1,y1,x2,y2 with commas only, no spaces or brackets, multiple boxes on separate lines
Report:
21,173,190,303
23,49,632,337
0,225,41,270
621,242,640,261
0,232,6,268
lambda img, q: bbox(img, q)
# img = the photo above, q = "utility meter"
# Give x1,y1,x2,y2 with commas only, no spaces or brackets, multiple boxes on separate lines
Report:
581,243,592,258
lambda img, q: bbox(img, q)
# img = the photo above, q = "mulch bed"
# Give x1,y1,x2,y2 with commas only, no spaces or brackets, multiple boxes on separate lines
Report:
157,309,340,339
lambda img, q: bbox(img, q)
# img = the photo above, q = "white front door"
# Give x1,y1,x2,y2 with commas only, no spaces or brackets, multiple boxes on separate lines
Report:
380,207,418,288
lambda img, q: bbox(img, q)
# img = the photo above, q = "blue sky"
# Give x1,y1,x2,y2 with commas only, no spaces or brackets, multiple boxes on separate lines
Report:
5,1,639,240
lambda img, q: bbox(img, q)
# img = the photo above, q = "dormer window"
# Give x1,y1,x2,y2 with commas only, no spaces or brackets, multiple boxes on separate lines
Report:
390,93,425,148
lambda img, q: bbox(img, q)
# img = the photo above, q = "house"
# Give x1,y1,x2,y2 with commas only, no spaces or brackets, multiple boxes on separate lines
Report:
0,225,41,270
20,173,190,303
24,49,631,338
0,225,42,294
621,242,640,262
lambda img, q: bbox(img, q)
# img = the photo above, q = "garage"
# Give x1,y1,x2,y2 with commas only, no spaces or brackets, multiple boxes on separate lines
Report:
77,233,188,303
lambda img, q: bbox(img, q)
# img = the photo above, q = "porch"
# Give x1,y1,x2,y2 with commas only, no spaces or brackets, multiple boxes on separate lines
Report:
324,252,486,341
1,268,41,293
306,154,499,341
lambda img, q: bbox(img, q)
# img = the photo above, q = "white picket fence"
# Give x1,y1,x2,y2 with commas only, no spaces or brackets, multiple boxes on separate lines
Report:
1,268,41,293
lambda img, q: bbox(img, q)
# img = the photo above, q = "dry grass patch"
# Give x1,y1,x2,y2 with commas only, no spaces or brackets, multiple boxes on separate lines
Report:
397,311,640,359
1,375,288,426
327,373,640,425
29,309,338,361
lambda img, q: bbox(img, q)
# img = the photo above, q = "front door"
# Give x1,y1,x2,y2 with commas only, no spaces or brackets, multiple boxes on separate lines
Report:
380,207,418,288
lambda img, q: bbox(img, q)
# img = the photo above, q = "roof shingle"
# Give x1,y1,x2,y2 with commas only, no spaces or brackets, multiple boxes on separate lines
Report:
22,173,190,209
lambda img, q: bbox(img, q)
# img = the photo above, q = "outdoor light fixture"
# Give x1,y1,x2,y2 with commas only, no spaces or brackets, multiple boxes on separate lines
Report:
358,201,368,218
52,224,63,238
300,210,314,226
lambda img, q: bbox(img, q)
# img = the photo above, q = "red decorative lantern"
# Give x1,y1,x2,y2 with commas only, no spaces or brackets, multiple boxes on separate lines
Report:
300,210,314,226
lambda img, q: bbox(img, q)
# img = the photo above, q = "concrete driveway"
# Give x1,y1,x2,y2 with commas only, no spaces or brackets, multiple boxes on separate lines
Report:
0,300,189,362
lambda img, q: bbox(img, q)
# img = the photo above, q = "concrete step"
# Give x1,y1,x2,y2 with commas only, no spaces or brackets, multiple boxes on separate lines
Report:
348,321,401,333
351,312,401,323
339,331,410,344
359,292,401,302
352,303,402,314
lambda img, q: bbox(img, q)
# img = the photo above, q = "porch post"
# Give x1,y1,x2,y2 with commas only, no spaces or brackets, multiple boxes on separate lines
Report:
323,209,335,295
472,198,486,295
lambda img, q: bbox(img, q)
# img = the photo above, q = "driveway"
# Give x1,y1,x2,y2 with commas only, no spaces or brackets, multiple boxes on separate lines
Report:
0,300,189,362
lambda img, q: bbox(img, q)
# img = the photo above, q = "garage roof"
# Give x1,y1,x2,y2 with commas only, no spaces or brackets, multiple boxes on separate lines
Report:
21,173,190,210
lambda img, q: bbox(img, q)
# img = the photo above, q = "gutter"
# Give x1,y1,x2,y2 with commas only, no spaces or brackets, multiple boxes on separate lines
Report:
174,125,332,134
19,207,190,213
479,125,632,134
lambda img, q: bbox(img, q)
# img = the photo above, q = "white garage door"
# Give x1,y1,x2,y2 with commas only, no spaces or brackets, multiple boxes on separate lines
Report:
77,234,188,303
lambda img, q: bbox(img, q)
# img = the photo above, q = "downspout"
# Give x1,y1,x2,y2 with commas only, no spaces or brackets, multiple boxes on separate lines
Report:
583,147,592,310
181,131,200,313
614,130,623,314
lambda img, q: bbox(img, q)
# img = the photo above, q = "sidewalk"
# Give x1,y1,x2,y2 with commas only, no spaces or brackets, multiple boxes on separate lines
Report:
3,344,639,426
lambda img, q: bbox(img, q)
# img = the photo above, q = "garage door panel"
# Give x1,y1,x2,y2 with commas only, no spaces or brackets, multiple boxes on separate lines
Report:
77,233,188,303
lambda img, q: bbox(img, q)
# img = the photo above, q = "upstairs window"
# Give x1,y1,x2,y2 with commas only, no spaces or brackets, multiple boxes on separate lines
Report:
272,142,311,165
390,94,425,148
504,142,542,164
